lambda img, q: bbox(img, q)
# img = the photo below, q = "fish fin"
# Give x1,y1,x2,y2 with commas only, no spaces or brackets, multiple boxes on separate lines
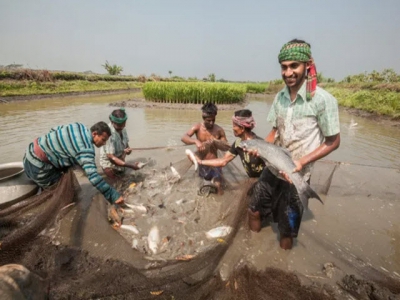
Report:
299,183,323,210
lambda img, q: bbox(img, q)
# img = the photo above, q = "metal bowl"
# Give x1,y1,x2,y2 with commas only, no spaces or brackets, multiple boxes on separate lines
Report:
0,162,38,209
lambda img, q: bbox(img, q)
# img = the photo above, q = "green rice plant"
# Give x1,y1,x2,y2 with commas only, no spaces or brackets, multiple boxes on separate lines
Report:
142,82,246,104
244,83,268,93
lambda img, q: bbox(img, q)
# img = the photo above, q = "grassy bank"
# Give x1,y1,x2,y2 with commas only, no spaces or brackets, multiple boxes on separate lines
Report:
323,82,400,119
0,80,142,97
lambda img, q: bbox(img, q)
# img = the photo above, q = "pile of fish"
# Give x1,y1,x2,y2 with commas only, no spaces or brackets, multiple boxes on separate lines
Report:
113,164,233,261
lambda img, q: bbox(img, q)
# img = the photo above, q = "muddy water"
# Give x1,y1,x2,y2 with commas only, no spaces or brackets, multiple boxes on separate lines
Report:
1,93,400,286
0,93,399,168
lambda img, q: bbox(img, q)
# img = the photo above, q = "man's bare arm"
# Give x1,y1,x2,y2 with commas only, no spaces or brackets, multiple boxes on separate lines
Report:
265,127,278,143
106,153,125,166
194,151,235,167
218,127,228,143
181,123,199,144
181,123,205,151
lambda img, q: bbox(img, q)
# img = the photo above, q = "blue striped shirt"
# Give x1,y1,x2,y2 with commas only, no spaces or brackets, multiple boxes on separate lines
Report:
25,122,120,203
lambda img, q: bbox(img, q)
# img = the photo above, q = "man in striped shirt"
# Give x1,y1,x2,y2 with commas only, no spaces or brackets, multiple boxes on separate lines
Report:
23,122,124,206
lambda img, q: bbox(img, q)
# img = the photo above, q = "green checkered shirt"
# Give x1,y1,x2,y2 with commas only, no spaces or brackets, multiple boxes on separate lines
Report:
99,123,130,172
267,82,340,180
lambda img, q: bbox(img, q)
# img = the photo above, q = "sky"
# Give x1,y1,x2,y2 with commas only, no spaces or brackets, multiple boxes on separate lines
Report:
1,0,399,82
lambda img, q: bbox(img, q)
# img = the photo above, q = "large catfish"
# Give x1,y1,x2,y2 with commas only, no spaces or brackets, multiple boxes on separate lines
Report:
239,139,322,209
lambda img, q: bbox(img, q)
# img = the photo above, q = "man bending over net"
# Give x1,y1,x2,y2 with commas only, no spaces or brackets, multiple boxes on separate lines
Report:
23,122,125,224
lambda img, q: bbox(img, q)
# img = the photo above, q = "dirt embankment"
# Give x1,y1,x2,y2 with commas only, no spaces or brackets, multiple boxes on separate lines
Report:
109,97,248,111
0,88,140,103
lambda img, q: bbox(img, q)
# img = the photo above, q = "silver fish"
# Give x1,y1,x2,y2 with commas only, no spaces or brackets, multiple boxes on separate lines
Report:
124,203,147,214
205,226,232,239
239,139,322,209
132,238,139,249
185,149,198,171
147,226,160,254
120,224,139,235
170,166,181,179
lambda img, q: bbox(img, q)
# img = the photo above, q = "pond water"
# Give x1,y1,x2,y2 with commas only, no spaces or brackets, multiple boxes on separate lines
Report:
0,92,399,284
0,93,399,169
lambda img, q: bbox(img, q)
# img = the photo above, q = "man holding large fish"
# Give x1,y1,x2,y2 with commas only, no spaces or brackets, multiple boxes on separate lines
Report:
244,39,341,250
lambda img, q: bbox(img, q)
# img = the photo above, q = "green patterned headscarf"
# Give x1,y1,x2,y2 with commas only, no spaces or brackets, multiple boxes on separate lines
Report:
109,108,127,124
278,42,312,63
278,41,317,101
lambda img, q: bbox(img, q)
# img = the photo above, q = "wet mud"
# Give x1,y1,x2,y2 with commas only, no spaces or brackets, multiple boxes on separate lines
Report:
109,97,248,112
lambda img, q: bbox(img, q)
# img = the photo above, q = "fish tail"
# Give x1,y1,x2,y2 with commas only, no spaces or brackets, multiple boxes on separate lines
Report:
299,183,323,210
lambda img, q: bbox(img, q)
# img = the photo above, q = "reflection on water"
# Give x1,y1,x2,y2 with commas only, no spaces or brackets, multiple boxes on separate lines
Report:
0,93,399,170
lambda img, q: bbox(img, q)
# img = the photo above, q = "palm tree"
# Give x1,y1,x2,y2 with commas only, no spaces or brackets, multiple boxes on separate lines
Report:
208,73,216,82
102,61,123,75
168,70,172,77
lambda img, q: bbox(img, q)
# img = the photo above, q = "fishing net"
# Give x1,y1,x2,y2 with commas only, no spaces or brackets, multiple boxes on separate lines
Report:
0,147,399,299
0,169,79,254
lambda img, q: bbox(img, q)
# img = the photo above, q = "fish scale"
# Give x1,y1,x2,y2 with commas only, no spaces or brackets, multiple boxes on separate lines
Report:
239,139,322,210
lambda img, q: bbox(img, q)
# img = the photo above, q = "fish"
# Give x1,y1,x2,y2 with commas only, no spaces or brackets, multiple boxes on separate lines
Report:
185,149,198,171
175,254,196,261
120,224,139,235
136,161,149,169
147,226,160,254
170,165,181,179
239,139,322,209
124,203,147,214
206,226,233,239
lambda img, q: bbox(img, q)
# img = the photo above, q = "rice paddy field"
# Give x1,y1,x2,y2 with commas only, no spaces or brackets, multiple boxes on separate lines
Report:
142,82,247,104
1,68,399,119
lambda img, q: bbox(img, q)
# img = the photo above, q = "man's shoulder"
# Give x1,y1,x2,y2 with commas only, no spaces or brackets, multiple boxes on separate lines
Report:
272,86,288,102
213,123,226,132
314,86,337,102
231,138,242,150
49,122,88,133
190,122,202,130
61,122,90,132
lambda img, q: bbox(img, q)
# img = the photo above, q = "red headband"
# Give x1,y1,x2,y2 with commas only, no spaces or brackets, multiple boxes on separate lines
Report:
232,115,256,129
